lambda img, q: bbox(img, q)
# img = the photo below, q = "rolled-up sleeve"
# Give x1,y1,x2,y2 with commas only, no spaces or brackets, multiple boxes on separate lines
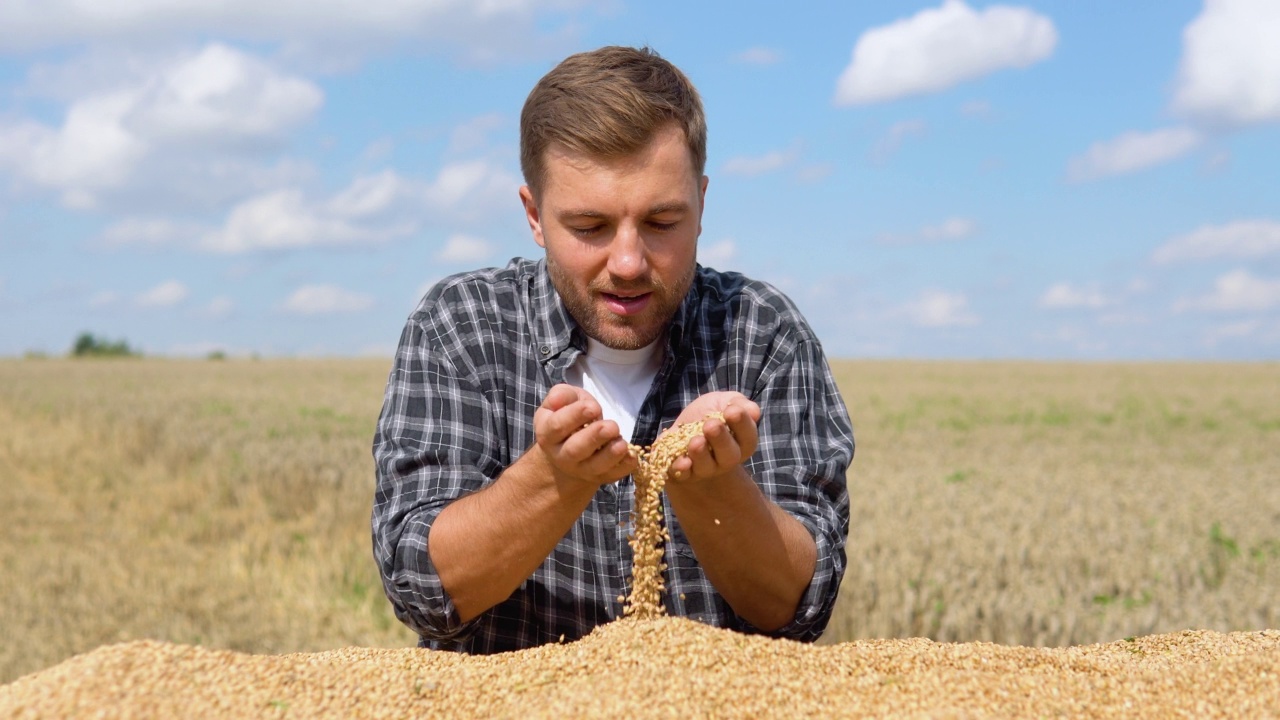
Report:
747,337,854,642
371,313,500,642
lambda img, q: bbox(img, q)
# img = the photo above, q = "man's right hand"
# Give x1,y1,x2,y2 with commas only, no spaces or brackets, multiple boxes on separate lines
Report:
431,384,635,622
533,384,637,487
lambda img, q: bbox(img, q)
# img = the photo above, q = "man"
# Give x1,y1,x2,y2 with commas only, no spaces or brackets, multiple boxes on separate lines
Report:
373,46,854,654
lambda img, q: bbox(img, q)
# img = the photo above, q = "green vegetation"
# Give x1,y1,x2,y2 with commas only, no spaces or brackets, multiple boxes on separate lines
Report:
70,332,138,358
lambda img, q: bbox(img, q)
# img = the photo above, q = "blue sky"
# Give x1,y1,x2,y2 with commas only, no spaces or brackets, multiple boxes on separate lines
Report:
1,0,1278,359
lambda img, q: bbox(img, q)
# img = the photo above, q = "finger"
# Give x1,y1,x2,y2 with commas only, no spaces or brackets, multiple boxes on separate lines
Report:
541,384,582,412
560,419,621,463
703,419,744,467
580,437,637,480
668,455,692,480
538,401,602,446
732,397,762,423
721,408,758,459
685,435,720,479
721,398,760,425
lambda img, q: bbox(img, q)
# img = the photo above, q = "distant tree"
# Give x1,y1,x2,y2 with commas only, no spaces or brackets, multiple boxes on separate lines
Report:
70,332,138,358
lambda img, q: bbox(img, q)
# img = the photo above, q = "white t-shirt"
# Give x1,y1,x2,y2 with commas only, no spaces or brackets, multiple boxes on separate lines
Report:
563,337,663,444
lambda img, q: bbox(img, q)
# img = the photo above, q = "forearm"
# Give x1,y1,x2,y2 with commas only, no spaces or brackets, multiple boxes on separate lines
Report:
429,446,597,623
665,466,817,632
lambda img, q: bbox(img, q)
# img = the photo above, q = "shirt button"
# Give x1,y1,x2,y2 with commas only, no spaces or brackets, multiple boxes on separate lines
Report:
540,345,550,355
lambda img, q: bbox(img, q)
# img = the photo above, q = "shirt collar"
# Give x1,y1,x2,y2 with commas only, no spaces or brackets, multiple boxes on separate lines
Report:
529,257,582,365
665,263,704,353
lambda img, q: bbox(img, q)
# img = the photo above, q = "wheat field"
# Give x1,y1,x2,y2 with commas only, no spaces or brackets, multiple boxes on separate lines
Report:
1,358,1277,688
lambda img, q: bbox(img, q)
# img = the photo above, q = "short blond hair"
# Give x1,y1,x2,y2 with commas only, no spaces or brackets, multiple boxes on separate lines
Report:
520,46,706,198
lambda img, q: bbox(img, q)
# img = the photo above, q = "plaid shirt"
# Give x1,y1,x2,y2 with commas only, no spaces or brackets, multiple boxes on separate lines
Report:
372,257,853,653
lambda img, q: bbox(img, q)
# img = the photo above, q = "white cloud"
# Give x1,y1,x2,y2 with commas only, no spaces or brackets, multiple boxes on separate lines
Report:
326,170,407,219
871,119,927,162
0,43,321,209
202,296,234,320
1171,0,1280,128
834,0,1056,106
1205,319,1264,346
698,239,737,268
447,114,506,156
1067,127,1202,182
438,234,494,264
202,171,419,253
359,137,395,165
903,289,979,328
876,216,976,245
733,47,782,65
921,217,976,242
0,1,592,65
0,94,146,208
1204,149,1232,173
1175,269,1280,312
721,147,799,177
1153,219,1280,264
99,217,206,247
136,280,189,307
195,159,517,254
89,291,119,308
127,44,322,147
1098,312,1148,327
795,163,834,184
423,159,521,218
281,284,375,315
1040,282,1109,309
203,189,380,252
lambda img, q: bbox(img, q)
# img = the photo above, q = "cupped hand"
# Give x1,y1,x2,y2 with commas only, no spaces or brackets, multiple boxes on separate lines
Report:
533,384,637,487
667,391,761,483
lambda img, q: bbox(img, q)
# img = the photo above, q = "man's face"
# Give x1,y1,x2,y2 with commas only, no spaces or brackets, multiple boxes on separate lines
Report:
520,124,708,350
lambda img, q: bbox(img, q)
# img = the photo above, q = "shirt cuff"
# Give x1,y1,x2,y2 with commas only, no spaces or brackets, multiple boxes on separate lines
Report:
388,506,482,643
743,511,841,643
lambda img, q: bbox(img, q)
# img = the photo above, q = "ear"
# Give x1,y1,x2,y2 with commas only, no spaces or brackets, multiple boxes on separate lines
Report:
519,185,546,249
696,174,709,237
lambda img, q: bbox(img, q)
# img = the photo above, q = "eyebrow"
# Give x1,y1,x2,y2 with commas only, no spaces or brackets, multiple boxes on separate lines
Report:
556,201,691,222
647,201,690,216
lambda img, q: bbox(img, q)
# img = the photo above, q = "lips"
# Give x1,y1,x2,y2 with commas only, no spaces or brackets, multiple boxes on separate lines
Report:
601,291,652,316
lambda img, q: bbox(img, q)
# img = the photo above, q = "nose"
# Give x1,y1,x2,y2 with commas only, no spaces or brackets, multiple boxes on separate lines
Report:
606,223,648,281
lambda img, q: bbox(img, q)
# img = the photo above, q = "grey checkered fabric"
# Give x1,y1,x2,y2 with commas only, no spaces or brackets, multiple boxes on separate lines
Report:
372,256,854,653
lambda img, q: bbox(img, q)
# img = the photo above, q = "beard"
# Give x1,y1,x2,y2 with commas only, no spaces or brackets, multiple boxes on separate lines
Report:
548,258,695,351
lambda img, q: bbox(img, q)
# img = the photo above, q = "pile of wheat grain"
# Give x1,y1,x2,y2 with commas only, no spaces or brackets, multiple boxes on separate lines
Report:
2,618,1276,718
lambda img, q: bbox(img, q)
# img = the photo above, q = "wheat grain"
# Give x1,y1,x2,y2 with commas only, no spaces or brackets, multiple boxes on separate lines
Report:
623,412,725,619
2,620,1277,718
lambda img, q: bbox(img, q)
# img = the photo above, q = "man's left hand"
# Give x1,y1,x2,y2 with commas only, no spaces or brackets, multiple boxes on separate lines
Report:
667,392,761,482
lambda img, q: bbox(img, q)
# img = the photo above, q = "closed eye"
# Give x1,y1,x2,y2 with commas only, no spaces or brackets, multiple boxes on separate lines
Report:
648,217,683,232
569,225,605,238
